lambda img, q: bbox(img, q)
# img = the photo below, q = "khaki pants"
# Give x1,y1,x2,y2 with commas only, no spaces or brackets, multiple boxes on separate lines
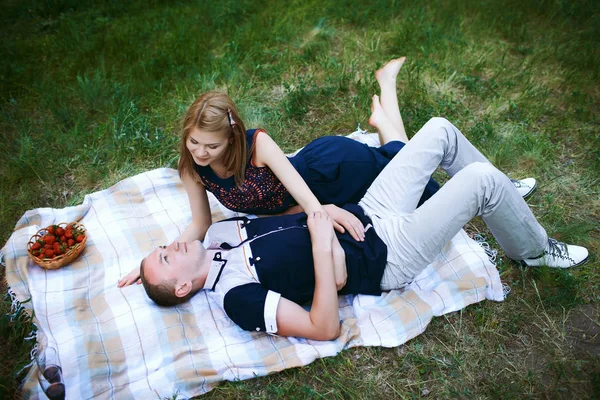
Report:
358,118,548,290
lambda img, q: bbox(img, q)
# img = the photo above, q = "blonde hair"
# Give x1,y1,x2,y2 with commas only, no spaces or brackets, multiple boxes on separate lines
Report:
178,92,249,186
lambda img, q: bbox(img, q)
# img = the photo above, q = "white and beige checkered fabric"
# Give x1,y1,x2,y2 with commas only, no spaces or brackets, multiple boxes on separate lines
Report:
2,136,504,399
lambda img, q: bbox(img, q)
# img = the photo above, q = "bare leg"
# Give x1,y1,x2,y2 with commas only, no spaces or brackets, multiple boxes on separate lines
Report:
376,58,538,201
375,57,408,142
368,95,400,146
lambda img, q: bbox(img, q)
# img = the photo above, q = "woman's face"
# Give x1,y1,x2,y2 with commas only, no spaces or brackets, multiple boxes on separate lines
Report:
186,128,230,167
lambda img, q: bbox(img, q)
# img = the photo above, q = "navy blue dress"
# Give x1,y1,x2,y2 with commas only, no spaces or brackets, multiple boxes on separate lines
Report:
194,129,439,214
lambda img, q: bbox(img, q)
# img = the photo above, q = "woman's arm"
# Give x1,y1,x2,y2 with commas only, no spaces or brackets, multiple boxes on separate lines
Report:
179,171,213,242
254,132,365,241
254,132,323,213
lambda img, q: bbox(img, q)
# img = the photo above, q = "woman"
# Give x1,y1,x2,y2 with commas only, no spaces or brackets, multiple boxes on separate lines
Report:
177,58,439,243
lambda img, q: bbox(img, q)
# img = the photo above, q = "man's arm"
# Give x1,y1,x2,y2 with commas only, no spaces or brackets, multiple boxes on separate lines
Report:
274,212,341,340
331,234,347,291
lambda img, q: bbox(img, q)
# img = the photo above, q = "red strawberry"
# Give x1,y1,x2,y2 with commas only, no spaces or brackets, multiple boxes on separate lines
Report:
47,226,55,235
55,227,65,236
44,244,53,249
67,239,75,247
44,249,55,258
76,235,85,243
65,230,73,239
31,242,42,251
43,235,56,245
60,235,67,242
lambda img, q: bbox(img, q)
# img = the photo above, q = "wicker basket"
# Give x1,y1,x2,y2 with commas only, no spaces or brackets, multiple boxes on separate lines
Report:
27,222,87,270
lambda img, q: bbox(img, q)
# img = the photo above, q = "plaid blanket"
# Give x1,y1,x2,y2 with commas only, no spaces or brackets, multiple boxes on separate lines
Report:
2,136,504,399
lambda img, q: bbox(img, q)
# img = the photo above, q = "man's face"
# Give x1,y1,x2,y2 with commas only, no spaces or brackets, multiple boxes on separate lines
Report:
143,240,207,287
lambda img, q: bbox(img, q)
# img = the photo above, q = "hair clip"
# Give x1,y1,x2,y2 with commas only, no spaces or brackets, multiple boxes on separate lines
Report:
227,109,237,128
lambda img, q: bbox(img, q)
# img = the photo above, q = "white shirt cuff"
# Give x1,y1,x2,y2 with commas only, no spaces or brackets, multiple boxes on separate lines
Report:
263,290,281,334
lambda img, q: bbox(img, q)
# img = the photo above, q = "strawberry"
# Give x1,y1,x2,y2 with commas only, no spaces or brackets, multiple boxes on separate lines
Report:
67,239,75,247
60,235,67,242
44,249,55,258
55,227,65,236
47,226,55,235
43,235,56,245
31,242,42,251
65,230,73,239
76,234,85,243
44,244,53,249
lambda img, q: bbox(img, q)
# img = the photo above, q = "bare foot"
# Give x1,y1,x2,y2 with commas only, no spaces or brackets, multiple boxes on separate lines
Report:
368,95,387,130
375,57,406,86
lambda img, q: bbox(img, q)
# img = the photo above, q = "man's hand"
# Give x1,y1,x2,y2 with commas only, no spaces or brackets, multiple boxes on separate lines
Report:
117,266,141,288
308,210,347,290
323,204,366,242
307,211,335,247
275,211,341,340
332,237,347,291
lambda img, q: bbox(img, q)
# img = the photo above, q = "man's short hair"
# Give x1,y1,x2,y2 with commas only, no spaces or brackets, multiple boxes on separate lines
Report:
139,258,195,306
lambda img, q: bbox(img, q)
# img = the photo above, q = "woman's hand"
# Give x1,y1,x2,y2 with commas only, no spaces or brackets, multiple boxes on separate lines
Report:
117,266,141,287
323,204,366,242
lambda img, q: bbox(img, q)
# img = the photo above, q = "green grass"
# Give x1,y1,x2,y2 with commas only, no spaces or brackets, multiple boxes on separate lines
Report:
1,0,599,398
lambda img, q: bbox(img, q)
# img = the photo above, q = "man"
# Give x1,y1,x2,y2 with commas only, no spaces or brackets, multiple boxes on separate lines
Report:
118,118,588,341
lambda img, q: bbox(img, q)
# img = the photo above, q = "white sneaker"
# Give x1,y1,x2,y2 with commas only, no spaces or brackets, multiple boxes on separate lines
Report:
522,238,589,268
511,178,537,198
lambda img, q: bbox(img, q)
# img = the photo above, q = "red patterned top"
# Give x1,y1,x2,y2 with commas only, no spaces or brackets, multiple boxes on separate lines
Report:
193,129,298,214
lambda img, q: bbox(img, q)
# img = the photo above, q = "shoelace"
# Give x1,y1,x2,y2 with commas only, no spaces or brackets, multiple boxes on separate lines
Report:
510,179,528,188
355,123,368,135
546,238,569,259
502,283,512,298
